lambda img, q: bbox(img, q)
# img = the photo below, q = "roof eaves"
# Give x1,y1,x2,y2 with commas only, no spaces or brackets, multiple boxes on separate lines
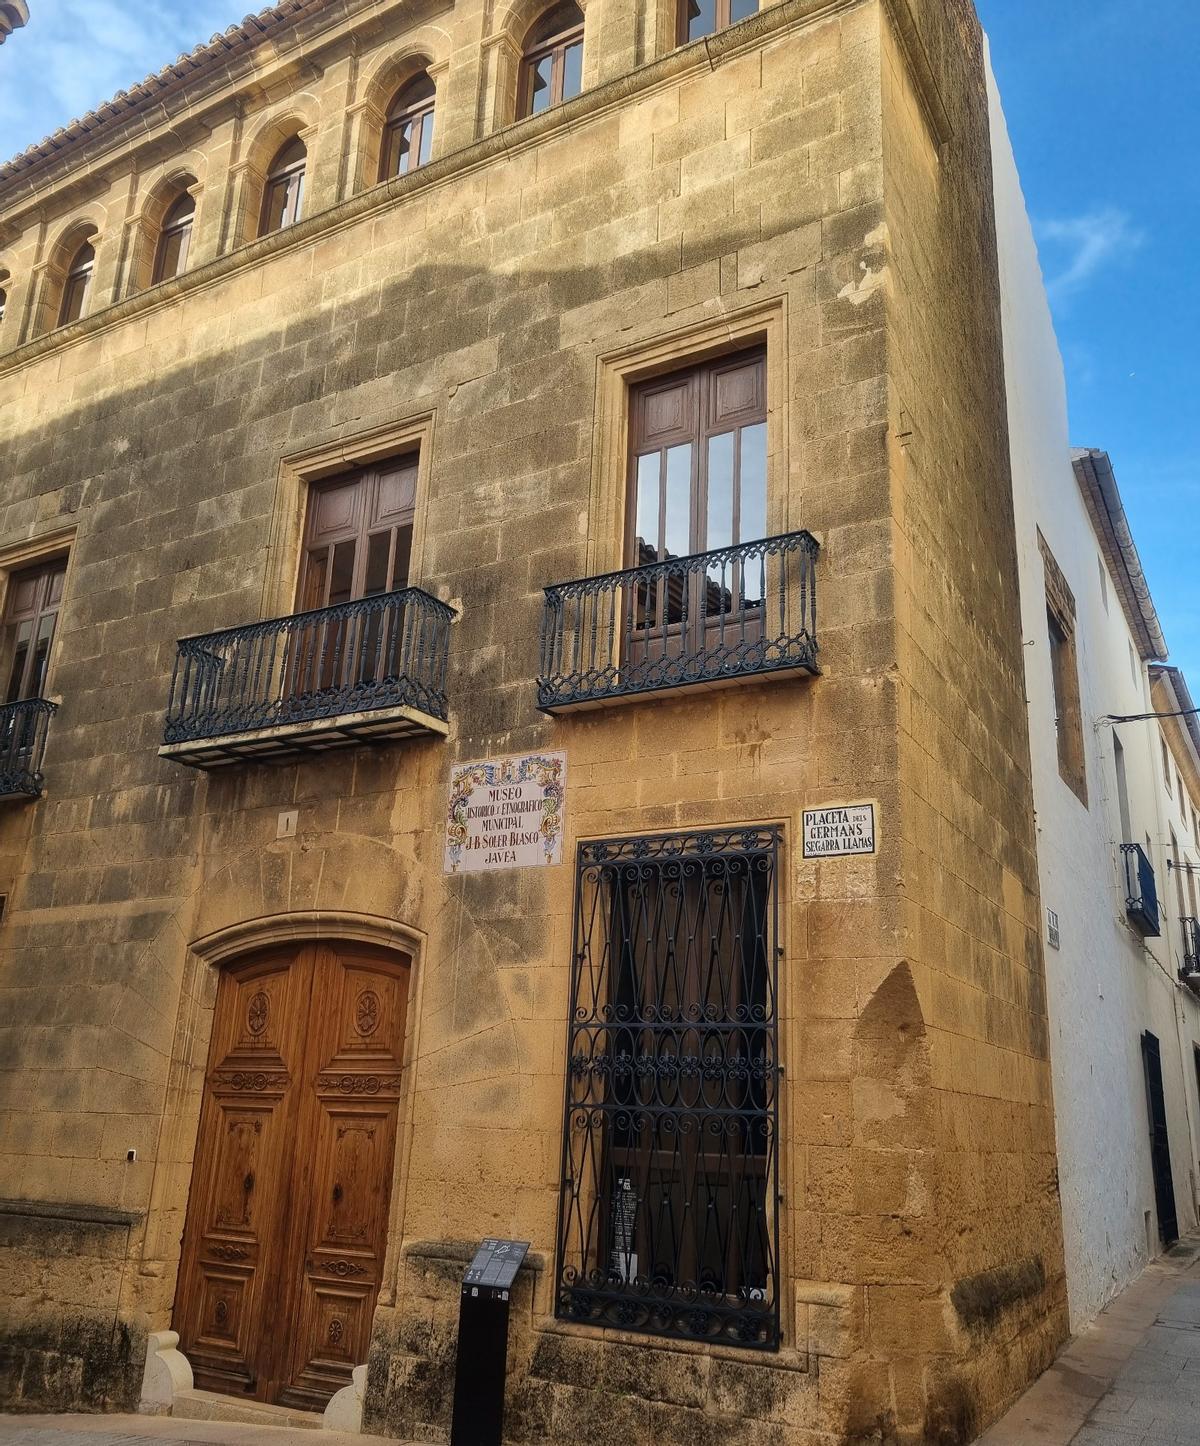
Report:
0,0,315,188
1071,447,1168,663
1150,665,1200,771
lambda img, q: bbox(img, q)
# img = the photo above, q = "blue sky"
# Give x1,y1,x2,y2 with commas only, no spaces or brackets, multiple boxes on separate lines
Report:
0,1,1196,679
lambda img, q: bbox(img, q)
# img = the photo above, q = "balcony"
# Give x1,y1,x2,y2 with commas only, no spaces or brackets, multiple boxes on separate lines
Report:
1121,843,1161,938
0,698,57,800
1182,917,1200,987
160,588,455,769
538,531,819,713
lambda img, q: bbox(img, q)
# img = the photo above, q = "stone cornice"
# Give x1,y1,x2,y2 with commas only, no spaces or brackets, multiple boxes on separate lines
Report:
0,0,872,383
0,0,390,198
0,1,30,47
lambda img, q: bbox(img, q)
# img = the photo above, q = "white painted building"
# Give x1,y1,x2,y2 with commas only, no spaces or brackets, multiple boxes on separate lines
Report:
989,56,1200,1331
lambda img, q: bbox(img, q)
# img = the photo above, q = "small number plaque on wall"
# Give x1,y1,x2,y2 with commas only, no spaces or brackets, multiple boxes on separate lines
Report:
802,804,877,859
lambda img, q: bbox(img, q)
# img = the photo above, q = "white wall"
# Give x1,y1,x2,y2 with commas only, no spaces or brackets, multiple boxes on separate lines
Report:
988,51,1200,1330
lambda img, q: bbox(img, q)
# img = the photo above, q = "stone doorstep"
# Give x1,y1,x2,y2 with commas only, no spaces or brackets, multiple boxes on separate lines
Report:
170,1390,324,1432
0,1415,407,1446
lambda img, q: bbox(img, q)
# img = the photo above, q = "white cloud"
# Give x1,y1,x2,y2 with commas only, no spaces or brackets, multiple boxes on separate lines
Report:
1036,207,1146,301
0,0,252,159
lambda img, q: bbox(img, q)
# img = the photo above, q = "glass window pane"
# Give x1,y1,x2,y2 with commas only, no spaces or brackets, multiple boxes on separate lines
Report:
363,532,392,597
729,0,757,21
288,171,305,225
417,111,434,167
29,614,55,698
562,41,583,102
739,422,767,543
635,453,660,562
329,540,356,606
529,54,554,114
664,444,692,561
6,622,31,702
263,178,288,233
685,0,716,42
390,525,413,591
706,432,735,552
157,228,183,282
395,119,415,175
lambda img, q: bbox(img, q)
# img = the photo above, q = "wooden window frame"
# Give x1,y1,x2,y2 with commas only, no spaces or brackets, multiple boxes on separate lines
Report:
262,417,436,625
58,242,95,327
296,458,419,613
380,75,436,181
260,140,307,237
153,193,196,284
676,0,758,47
1038,531,1087,807
519,3,585,118
0,543,71,704
586,298,789,585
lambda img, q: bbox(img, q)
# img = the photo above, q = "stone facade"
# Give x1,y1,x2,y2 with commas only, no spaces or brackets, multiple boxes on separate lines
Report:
0,0,1068,1440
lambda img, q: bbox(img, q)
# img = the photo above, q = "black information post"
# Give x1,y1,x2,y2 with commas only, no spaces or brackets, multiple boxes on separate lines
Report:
450,1238,530,1446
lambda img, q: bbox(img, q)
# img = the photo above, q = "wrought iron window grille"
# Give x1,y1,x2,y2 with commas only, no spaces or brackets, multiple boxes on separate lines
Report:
556,826,782,1350
0,697,57,799
538,531,818,711
164,587,455,746
1121,842,1161,938
1181,917,1200,984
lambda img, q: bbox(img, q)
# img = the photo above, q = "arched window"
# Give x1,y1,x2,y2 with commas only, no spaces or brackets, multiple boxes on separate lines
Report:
678,0,757,45
520,3,584,118
380,72,436,180
260,137,307,236
58,241,94,326
153,192,196,283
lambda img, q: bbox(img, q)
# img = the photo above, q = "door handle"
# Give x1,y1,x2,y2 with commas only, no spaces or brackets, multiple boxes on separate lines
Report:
332,1183,343,1203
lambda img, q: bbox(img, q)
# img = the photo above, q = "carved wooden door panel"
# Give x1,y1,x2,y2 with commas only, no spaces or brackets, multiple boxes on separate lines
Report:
276,945,409,1410
175,942,410,1410
173,948,311,1398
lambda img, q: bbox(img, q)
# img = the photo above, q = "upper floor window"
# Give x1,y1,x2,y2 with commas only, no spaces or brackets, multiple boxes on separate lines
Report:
299,457,417,612
58,242,94,326
0,288,6,328
520,2,584,118
679,0,757,45
381,72,436,180
260,137,307,236
153,192,196,283
3,558,66,703
629,349,767,568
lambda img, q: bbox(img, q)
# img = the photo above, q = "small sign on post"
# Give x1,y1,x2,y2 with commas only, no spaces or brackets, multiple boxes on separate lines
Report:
802,803,877,859
450,1239,531,1446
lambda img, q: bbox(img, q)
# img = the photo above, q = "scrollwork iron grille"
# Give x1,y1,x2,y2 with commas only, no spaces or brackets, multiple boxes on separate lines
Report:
1121,842,1161,938
538,531,818,710
1182,917,1199,981
0,697,57,798
164,587,455,744
556,826,781,1350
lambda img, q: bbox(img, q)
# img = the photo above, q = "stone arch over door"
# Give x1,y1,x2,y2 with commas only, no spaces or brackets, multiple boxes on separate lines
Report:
166,915,423,1412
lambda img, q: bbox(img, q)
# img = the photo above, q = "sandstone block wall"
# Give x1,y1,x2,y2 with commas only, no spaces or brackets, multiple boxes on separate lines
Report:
0,0,1066,1437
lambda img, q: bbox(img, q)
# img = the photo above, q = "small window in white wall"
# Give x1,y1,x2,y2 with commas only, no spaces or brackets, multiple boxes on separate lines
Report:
1163,737,1173,795
1098,555,1109,612
1129,642,1137,684
1114,732,1132,846
1178,771,1186,815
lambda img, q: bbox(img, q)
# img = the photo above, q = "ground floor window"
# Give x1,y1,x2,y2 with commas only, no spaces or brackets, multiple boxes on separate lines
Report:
556,825,781,1349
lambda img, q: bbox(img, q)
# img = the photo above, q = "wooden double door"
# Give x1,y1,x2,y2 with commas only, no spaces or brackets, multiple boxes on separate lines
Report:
174,942,409,1410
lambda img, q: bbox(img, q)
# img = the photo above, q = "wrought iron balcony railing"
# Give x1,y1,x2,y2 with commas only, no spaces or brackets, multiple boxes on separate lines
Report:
0,697,57,800
1121,842,1161,938
162,588,455,768
1182,917,1200,983
538,531,819,711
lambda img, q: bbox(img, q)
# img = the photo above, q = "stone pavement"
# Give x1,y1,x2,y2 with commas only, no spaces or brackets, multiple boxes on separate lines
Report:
979,1236,1200,1445
7,1248,1200,1446
0,1416,406,1446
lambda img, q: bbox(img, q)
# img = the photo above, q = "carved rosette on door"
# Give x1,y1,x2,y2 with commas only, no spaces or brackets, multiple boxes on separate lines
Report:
174,943,410,1409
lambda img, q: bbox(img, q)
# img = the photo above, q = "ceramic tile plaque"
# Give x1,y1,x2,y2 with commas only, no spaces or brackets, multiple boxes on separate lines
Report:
802,803,876,858
444,751,567,874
